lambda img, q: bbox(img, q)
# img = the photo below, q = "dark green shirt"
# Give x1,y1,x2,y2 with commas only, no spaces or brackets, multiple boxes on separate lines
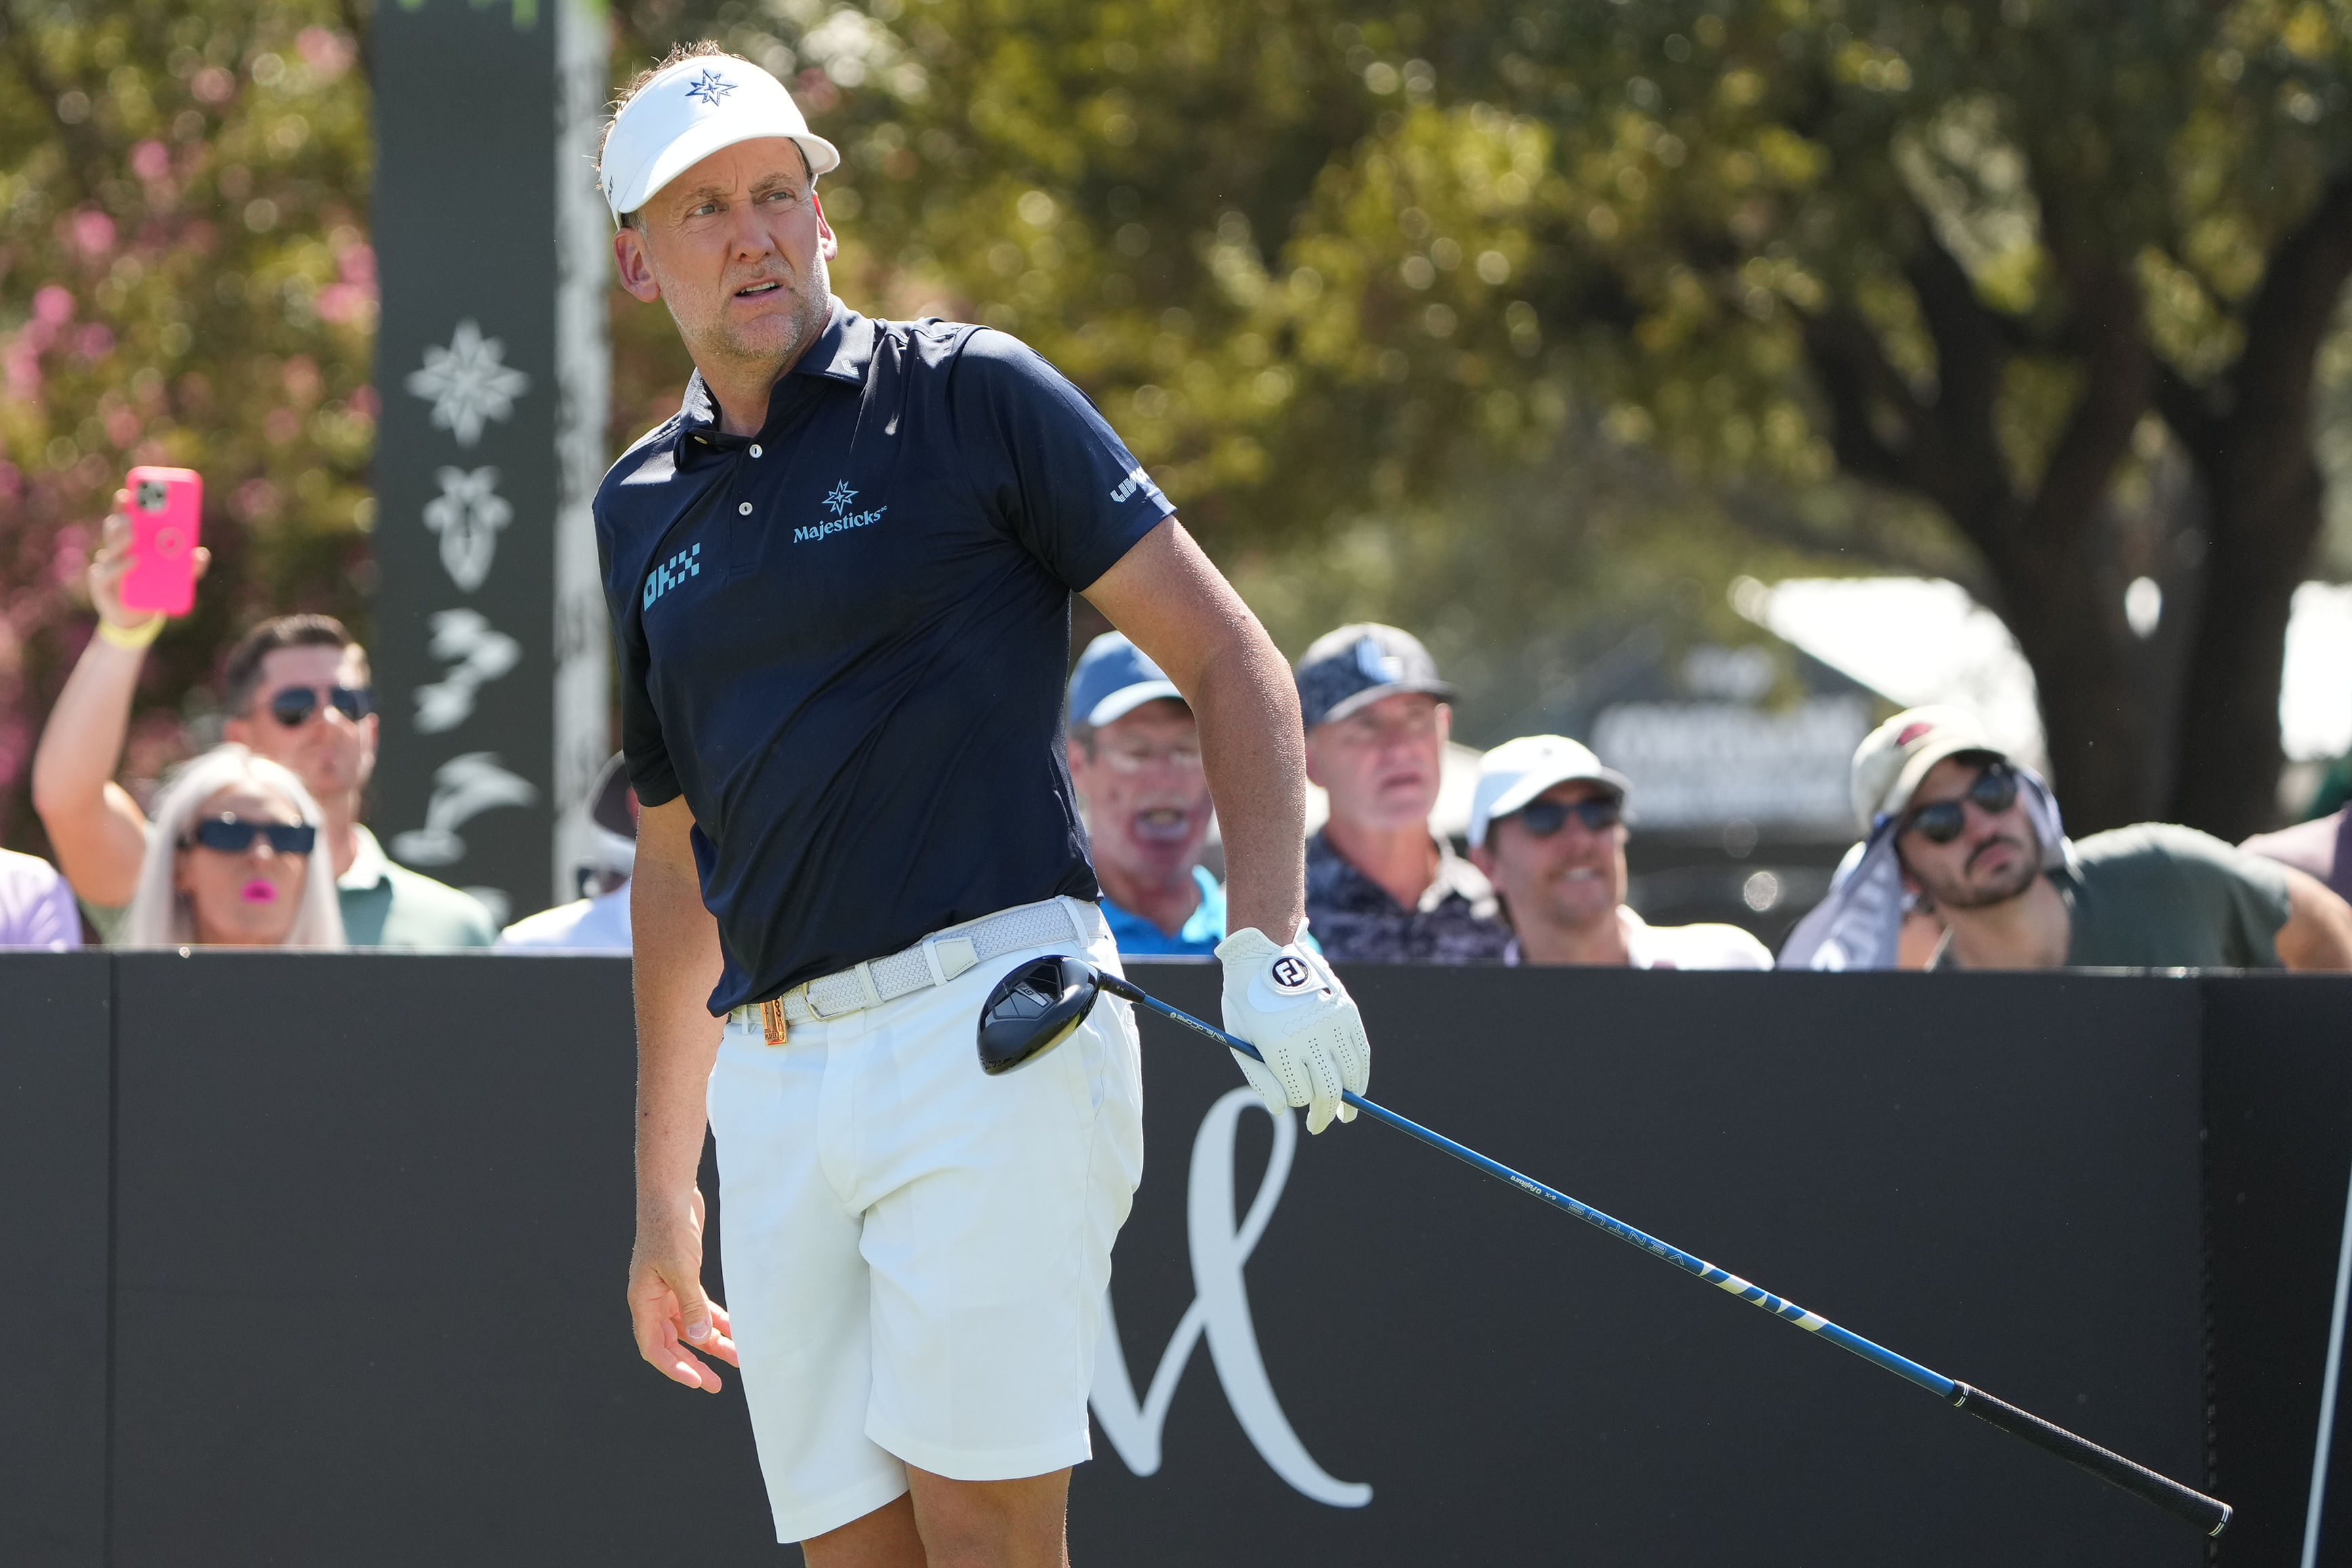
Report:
2054,823,2290,968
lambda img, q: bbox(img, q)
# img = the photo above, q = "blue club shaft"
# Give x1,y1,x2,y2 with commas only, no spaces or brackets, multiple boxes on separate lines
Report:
1097,973,2231,1535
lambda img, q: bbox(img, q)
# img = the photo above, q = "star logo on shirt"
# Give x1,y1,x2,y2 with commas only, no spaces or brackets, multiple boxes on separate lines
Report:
683,68,735,107
823,482,857,516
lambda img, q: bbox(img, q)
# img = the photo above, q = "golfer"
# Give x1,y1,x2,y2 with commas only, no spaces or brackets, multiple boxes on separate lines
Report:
595,45,1370,1567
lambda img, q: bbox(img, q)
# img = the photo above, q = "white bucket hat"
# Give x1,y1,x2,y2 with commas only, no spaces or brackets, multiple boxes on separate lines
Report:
599,55,841,222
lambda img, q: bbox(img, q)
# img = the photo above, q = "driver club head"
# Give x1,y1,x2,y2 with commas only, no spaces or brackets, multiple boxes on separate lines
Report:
976,954,1105,1075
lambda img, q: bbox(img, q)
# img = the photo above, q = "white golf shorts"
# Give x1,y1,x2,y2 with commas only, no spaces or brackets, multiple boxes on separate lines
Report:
707,896,1145,1543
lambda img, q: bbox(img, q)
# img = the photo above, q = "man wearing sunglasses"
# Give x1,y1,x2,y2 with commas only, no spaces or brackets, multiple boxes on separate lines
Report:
1855,706,2352,970
32,527,495,949
1467,735,1772,968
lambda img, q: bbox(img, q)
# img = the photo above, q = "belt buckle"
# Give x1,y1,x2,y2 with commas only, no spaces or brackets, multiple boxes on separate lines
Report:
759,997,789,1047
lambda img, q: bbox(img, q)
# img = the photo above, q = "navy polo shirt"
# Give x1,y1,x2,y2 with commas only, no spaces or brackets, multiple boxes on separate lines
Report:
596,301,1174,1014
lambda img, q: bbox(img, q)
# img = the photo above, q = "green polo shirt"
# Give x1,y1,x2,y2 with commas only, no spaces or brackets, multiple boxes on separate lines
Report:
333,826,497,949
1931,823,2293,970
87,825,496,949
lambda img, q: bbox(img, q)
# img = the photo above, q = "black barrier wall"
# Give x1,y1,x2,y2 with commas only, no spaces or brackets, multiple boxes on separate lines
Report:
1,954,2345,1566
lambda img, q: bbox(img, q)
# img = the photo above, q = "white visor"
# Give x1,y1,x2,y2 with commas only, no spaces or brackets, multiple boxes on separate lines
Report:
600,56,841,222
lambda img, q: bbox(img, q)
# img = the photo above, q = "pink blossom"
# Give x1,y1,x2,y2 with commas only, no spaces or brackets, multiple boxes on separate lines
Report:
130,140,170,182
192,66,235,105
337,242,376,288
70,209,115,258
264,407,301,443
75,323,115,360
0,461,21,501
348,385,380,417
3,344,41,401
282,355,321,402
298,26,355,79
105,407,141,447
33,285,75,325
232,477,280,521
315,283,371,323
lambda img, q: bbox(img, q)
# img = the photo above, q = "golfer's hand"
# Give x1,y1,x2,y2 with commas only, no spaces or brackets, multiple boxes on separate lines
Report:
1216,928,1370,1134
628,1186,739,1392
88,497,211,630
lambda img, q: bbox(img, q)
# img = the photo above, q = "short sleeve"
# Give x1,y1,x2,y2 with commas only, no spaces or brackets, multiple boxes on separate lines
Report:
2159,825,2293,966
599,516,683,810
948,329,1176,590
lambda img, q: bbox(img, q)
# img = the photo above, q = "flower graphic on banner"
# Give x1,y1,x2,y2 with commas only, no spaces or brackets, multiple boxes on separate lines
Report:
390,752,540,867
405,319,530,448
422,466,512,592
412,608,522,734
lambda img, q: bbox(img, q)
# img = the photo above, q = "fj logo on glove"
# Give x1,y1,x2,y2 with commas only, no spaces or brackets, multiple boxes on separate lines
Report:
1268,955,1316,993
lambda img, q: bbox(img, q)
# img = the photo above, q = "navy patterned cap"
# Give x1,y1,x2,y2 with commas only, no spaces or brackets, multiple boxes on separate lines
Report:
1294,623,1456,732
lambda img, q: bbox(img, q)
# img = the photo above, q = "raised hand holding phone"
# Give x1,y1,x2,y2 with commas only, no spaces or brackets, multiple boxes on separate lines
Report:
118,467,203,617
90,473,210,646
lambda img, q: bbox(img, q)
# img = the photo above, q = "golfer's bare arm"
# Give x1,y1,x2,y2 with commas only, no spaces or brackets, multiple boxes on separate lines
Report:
626,794,737,1388
1083,517,1305,945
2274,867,2352,971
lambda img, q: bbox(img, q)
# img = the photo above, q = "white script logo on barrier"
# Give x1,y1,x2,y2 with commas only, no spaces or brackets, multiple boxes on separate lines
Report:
1091,1087,1373,1508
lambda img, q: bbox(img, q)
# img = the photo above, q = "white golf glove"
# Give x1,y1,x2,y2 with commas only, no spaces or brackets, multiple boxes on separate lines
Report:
1215,926,1370,1134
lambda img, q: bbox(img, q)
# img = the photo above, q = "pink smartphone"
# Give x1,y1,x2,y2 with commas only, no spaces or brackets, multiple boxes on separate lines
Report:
121,466,202,617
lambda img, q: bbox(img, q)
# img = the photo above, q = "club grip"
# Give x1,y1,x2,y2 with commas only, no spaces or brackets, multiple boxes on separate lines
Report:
1949,1382,2229,1535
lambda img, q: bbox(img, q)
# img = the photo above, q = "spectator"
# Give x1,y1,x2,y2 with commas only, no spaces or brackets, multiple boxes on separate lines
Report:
1063,632,1228,955
1467,735,1772,968
0,848,81,950
499,753,637,953
2242,807,2351,905
1298,623,1510,963
31,505,494,949
1789,705,2352,970
117,744,344,948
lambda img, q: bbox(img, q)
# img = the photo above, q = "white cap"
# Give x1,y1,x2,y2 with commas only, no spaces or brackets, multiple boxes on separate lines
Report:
599,55,841,222
1467,735,1633,848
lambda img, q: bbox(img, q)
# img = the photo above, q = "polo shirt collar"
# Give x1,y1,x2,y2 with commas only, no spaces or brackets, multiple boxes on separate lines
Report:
674,297,875,442
338,824,390,892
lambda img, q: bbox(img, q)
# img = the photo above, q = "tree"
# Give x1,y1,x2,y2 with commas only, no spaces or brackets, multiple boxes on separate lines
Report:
0,0,376,854
613,0,2350,836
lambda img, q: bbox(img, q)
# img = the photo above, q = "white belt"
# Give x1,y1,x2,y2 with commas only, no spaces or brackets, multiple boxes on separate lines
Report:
727,897,1087,1042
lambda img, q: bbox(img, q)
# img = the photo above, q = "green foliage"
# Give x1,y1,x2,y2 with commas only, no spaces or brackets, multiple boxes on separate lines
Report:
0,0,376,852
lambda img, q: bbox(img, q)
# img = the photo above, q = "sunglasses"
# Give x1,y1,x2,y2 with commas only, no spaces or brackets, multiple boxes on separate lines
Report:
1511,796,1623,837
181,817,318,857
266,684,374,728
1900,763,2019,844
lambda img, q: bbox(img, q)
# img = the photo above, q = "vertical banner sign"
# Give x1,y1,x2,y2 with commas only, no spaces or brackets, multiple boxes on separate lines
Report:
369,0,610,926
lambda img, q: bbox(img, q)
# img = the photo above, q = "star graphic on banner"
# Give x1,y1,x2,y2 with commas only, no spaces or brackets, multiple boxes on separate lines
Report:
683,68,736,106
405,320,531,449
824,482,857,516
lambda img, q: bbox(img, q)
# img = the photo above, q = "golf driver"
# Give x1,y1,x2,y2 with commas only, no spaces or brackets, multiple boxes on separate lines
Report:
976,954,2232,1536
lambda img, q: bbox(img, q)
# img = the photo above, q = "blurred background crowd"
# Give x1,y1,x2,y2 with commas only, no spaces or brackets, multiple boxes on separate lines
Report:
1,0,2349,969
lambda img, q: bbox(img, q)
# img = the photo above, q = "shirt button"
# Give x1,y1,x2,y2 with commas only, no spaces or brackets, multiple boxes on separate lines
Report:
749,444,763,458
737,501,752,516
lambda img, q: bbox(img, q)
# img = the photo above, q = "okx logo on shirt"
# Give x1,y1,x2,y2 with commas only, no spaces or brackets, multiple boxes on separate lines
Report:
643,541,702,608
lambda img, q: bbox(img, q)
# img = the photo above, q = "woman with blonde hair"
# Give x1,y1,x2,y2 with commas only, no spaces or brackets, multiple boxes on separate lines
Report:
117,744,344,949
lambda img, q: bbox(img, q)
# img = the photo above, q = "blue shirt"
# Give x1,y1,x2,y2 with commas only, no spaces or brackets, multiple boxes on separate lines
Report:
597,303,1174,1012
1101,865,1225,957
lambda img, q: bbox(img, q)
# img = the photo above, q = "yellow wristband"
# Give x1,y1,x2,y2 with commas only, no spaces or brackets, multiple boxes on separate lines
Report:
95,615,164,651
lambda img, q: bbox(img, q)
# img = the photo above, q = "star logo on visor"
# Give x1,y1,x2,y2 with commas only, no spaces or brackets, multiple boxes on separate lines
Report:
824,482,857,516
683,68,736,106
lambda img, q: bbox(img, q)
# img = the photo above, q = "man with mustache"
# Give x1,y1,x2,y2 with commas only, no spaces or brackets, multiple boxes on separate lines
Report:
1467,735,1772,968
1066,632,1226,955
1857,707,2352,970
595,45,1370,1568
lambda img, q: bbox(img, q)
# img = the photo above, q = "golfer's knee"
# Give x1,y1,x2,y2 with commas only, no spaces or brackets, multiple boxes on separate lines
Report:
907,1467,1068,1568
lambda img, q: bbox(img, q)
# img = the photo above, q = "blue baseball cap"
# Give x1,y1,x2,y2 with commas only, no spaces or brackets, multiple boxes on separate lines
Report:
1068,632,1186,728
1295,622,1456,731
